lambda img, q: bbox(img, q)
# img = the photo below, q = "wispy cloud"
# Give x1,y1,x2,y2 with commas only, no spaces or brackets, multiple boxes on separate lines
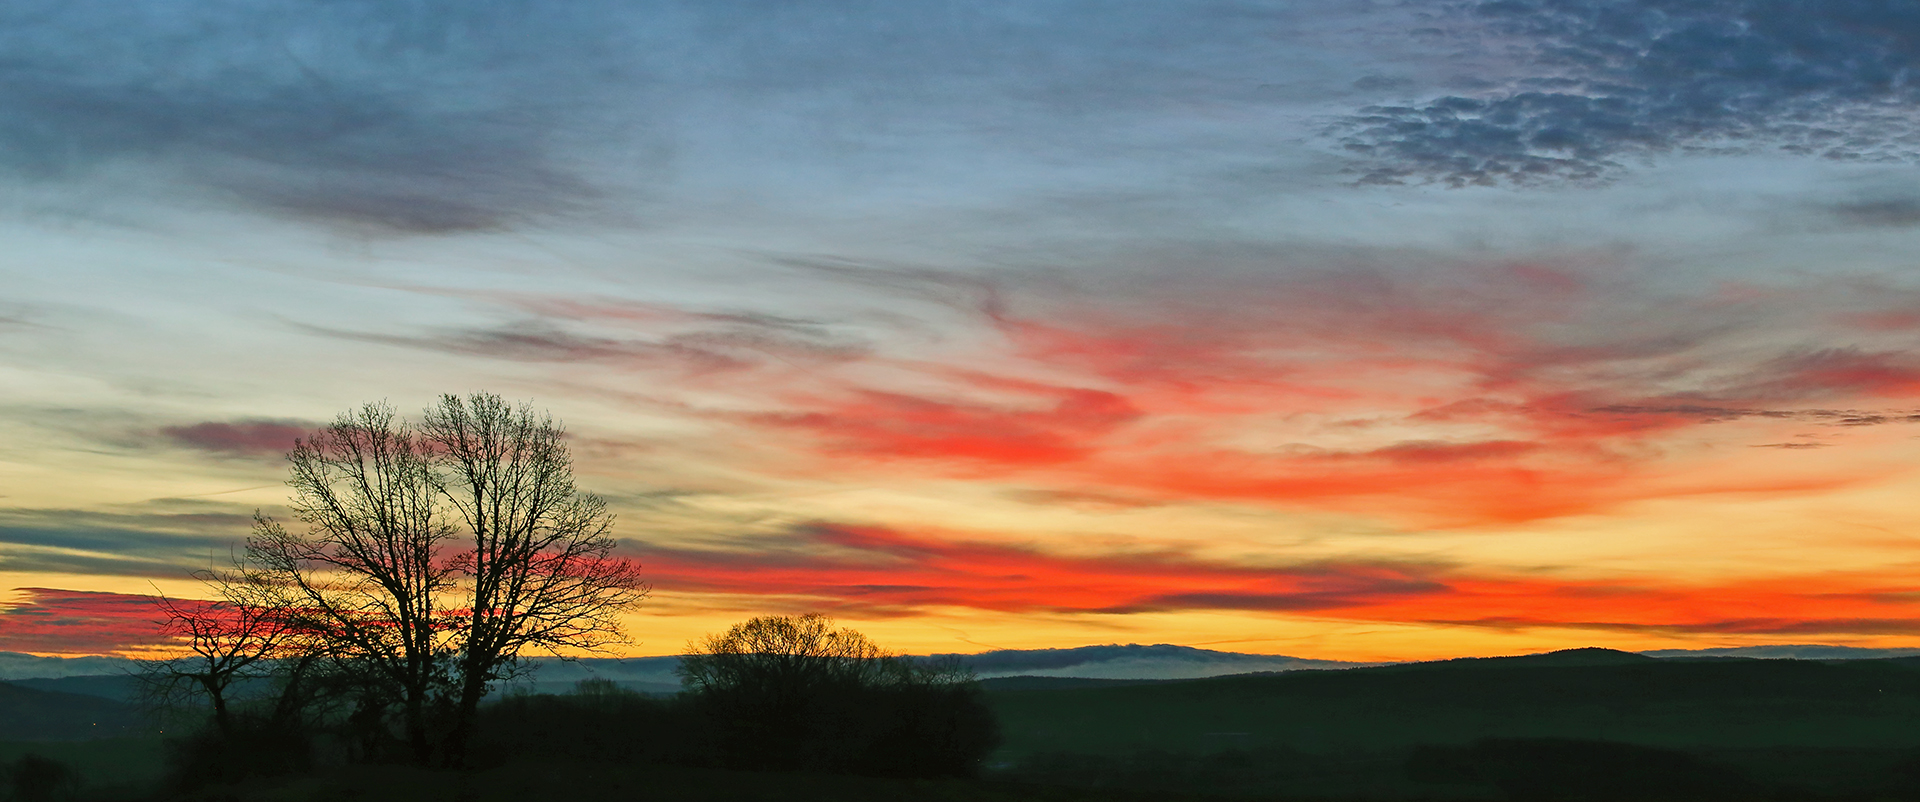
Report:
0,505,249,578
160,419,313,457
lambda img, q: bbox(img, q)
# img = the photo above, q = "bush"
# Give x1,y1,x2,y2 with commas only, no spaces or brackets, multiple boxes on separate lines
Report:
472,617,1003,779
472,681,715,767
3,755,79,802
680,615,1001,777
162,715,314,792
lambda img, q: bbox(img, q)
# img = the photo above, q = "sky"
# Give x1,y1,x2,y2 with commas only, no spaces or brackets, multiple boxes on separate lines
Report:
8,0,1920,661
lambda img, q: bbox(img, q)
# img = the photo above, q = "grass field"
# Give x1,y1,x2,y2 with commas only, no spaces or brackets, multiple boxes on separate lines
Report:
0,737,166,800
20,650,1920,800
988,650,1920,757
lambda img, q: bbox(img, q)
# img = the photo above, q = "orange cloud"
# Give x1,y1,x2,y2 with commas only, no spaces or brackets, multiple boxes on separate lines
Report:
632,523,1920,638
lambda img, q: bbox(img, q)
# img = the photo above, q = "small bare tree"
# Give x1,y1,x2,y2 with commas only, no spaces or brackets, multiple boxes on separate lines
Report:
142,582,295,737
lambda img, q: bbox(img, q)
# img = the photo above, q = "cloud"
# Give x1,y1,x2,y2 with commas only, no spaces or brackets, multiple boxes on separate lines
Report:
1828,197,1920,228
1341,0,1920,185
0,0,622,231
756,386,1140,466
161,419,312,457
297,291,870,377
0,588,174,655
633,521,1920,638
633,521,1453,616
0,0,1370,230
0,506,249,578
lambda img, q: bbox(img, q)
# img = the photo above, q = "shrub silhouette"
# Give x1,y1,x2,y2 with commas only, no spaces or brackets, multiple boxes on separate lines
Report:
468,618,999,779
162,713,314,792
3,754,79,802
472,680,713,767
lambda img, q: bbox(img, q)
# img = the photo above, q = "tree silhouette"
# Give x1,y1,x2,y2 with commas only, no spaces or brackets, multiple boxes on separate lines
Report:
141,584,297,738
193,394,646,766
680,614,999,776
423,393,650,763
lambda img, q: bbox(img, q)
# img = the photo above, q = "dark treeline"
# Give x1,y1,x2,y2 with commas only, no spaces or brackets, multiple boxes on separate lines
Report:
153,614,1000,792
475,616,1001,778
474,674,997,778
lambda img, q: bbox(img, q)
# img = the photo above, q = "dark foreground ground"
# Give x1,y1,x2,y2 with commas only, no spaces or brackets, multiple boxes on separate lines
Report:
16,647,1920,800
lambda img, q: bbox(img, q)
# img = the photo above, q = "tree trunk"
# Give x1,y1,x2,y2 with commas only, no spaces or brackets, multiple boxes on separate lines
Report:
202,677,233,738
441,661,492,768
403,693,433,766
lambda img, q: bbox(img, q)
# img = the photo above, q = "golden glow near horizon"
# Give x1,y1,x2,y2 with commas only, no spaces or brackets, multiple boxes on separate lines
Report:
8,1,1920,661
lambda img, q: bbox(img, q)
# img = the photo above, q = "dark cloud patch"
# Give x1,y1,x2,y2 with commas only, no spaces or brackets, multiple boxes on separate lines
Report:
1589,404,1920,426
1432,615,1920,637
1342,0,1920,185
1749,442,1832,449
299,313,867,375
161,419,312,457
1829,197,1920,227
0,505,251,578
0,0,1361,228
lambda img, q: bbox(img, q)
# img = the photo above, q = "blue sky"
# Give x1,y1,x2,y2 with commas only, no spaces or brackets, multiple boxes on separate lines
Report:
10,1,1920,659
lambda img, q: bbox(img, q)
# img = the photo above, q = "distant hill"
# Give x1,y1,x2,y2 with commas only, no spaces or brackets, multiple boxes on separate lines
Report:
15,642,1920,692
935,643,1364,679
10,674,144,703
488,644,1361,694
0,652,139,680
986,648,1920,799
0,681,150,741
989,649,1920,757
1642,644,1920,660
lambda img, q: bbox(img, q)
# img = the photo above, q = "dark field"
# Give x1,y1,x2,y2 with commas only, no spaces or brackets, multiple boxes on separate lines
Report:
14,649,1920,800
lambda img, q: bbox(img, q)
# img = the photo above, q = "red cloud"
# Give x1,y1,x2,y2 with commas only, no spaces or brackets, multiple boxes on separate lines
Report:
0,588,176,655
758,387,1139,465
702,262,1920,525
636,523,1920,637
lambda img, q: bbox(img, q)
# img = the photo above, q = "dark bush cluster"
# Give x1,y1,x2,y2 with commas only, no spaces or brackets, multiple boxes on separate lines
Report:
675,614,1000,777
3,754,79,802
686,667,999,777
161,714,315,792
158,615,1000,786
470,670,999,779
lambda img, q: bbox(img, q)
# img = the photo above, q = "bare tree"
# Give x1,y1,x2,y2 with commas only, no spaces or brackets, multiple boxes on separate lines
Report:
142,581,294,738
422,393,649,763
219,395,645,766
245,402,453,764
